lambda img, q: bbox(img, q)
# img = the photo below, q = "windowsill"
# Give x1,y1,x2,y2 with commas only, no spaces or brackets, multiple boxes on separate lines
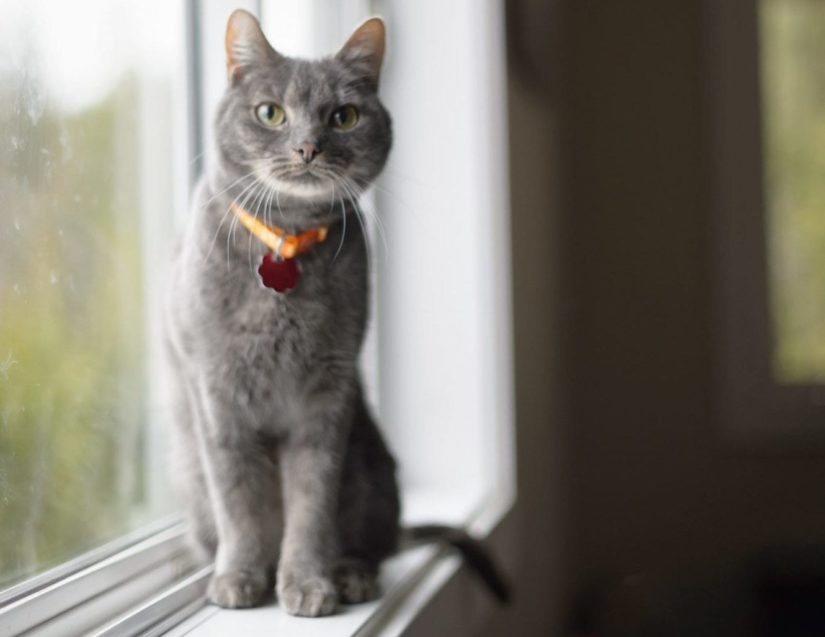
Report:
0,460,515,637
158,485,513,637
0,432,514,637
164,547,436,637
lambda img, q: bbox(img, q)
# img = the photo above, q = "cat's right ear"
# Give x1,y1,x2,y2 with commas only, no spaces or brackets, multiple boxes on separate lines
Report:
225,9,280,85
336,18,386,86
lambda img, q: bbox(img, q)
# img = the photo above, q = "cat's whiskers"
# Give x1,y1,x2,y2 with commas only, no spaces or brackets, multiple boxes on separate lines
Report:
275,182,286,224
251,170,274,243
203,173,261,264
256,160,310,226
246,178,271,270
375,165,429,189
189,149,207,168
340,175,388,256
319,167,364,260
227,179,265,271
355,172,427,232
204,170,258,208
352,199,373,274
326,168,388,263
264,177,277,234
255,180,276,262
334,176,373,272
250,159,289,223
219,162,387,271
332,182,347,265
346,175,397,236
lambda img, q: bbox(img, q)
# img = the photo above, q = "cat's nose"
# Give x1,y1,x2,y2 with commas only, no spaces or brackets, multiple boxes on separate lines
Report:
295,142,320,164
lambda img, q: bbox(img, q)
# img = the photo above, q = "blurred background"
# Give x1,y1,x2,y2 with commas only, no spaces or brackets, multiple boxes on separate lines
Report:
3,0,825,635
0,0,179,590
500,0,825,635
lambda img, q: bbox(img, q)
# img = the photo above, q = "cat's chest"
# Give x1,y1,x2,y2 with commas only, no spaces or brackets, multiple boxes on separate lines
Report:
196,286,326,425
210,277,326,358
173,243,365,417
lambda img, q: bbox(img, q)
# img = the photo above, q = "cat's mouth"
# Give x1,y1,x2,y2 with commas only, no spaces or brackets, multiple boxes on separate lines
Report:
262,165,339,201
277,165,330,183
284,171,323,183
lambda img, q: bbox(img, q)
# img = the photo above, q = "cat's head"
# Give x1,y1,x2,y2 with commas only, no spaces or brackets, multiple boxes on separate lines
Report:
214,10,391,213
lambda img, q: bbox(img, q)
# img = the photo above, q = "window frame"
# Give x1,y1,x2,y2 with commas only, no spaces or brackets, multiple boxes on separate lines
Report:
707,0,825,444
0,0,205,629
0,0,517,633
0,519,193,635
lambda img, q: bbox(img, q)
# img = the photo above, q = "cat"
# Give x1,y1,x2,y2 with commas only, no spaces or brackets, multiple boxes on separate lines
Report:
163,9,508,617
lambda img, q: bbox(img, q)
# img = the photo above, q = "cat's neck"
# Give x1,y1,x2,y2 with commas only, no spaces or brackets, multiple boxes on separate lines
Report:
205,171,357,234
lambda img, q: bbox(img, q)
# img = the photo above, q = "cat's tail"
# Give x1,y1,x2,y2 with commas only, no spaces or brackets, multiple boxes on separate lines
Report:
400,524,512,604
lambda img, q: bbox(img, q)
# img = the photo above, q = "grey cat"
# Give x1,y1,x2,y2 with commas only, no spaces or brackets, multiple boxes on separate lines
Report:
164,10,508,618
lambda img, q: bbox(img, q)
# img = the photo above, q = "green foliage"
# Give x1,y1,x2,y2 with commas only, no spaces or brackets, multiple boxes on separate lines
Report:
0,76,149,587
761,0,825,382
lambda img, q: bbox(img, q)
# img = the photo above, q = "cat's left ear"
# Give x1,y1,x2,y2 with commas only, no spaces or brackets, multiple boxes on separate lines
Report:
225,9,281,84
336,18,386,86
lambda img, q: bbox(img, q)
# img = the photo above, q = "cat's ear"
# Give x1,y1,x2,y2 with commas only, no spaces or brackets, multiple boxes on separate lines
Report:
225,9,280,84
336,18,386,86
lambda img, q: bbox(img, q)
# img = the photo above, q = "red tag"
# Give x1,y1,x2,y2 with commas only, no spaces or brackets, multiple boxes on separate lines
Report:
258,253,300,292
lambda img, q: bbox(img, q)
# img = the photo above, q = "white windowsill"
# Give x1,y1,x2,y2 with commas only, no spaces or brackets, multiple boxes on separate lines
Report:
159,485,513,637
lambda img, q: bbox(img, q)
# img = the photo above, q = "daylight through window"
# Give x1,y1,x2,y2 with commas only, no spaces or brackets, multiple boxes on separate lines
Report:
0,0,180,589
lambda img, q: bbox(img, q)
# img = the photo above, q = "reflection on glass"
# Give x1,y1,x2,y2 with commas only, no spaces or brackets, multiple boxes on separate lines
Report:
0,0,178,588
761,0,825,383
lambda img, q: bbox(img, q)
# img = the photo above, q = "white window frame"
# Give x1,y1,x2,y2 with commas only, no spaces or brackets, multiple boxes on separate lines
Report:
707,0,825,444
0,0,516,634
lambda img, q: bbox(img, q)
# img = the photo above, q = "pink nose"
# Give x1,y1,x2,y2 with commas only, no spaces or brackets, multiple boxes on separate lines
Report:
296,142,320,163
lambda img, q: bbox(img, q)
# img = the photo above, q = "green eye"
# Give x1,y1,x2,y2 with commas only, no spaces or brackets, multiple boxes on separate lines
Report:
255,103,286,128
330,105,359,130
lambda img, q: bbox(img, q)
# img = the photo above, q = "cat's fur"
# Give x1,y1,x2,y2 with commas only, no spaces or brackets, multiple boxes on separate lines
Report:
164,10,508,618
164,12,397,616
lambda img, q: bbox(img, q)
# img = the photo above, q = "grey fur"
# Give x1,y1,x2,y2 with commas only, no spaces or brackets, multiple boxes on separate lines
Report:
164,11,398,616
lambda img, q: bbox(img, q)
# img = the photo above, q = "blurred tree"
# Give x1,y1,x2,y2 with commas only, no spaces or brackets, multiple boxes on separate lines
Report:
0,68,149,587
762,0,825,383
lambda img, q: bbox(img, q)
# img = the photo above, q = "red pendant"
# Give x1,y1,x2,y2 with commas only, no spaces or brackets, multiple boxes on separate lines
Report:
258,252,300,292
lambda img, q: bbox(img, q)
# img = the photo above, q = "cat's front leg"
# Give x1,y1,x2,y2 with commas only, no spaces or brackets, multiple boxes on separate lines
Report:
193,380,281,609
276,396,350,617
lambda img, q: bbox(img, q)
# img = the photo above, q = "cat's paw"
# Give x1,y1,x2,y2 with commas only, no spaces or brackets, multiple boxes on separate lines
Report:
277,571,337,617
334,560,380,604
207,569,270,609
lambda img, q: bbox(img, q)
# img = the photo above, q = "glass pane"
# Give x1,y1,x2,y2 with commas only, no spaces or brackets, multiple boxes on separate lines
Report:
0,0,179,589
760,0,825,383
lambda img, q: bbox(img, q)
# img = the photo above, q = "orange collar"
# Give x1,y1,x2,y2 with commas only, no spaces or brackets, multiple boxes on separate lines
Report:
230,203,329,260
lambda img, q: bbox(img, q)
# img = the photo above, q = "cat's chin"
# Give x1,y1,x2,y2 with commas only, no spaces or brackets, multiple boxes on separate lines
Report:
267,175,336,202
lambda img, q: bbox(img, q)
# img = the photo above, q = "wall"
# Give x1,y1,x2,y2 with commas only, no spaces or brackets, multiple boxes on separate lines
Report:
479,0,567,634
495,0,825,634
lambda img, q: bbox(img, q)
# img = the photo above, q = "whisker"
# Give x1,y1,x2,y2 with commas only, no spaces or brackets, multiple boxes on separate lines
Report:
275,185,285,224
264,177,276,231
247,180,271,270
332,177,373,271
352,174,421,227
352,198,373,273
332,182,347,264
359,199,389,257
376,165,429,189
203,175,261,263
203,170,258,208
227,180,264,271
319,167,372,264
338,174,387,260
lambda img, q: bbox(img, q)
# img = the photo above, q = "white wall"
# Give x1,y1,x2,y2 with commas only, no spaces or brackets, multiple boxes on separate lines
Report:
377,0,514,503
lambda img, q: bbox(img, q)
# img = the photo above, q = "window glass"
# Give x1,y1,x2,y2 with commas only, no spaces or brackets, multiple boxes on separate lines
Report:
0,0,179,589
760,0,825,383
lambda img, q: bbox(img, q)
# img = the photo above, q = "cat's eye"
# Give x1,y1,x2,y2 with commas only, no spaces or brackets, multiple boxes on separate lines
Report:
330,105,359,130
255,103,286,128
